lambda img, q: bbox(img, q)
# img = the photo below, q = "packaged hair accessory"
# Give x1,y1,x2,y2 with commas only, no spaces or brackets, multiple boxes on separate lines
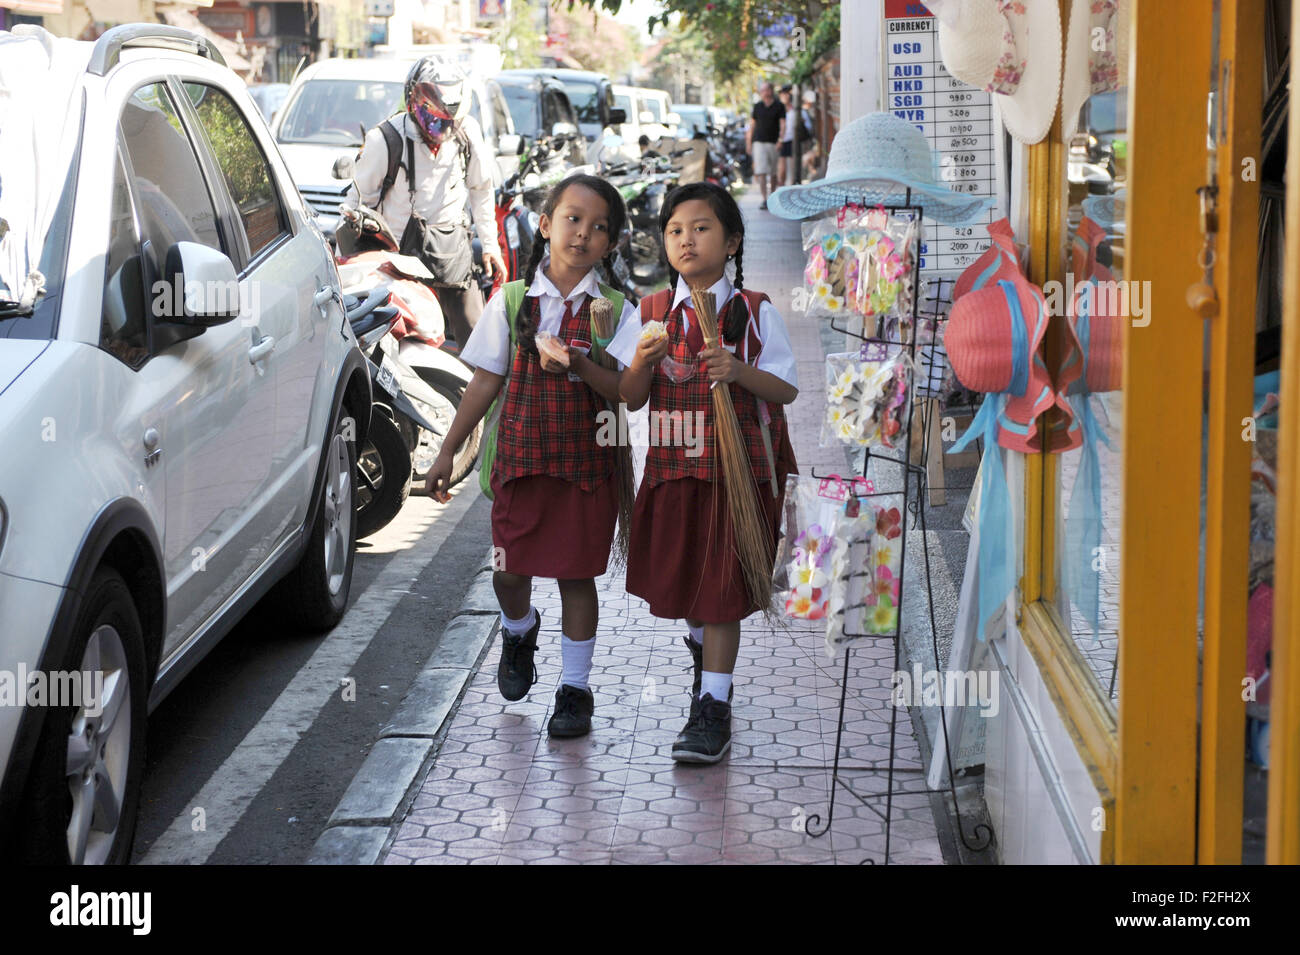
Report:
822,344,914,448
775,474,875,622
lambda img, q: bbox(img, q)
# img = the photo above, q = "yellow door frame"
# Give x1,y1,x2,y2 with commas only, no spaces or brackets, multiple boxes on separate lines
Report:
1015,0,1216,863
1200,0,1261,866
1268,0,1300,867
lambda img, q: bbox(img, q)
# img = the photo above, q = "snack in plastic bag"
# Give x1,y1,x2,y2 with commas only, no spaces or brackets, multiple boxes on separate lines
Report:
640,320,668,344
535,331,571,368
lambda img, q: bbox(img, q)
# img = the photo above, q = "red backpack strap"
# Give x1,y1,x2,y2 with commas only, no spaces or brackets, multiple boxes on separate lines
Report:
737,289,769,364
639,289,674,325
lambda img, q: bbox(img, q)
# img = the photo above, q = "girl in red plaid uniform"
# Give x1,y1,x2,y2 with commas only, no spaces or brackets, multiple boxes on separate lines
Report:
426,176,637,738
608,183,799,763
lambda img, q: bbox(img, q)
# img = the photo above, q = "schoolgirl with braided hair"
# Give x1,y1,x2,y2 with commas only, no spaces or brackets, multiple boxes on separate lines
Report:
426,174,637,738
607,182,800,764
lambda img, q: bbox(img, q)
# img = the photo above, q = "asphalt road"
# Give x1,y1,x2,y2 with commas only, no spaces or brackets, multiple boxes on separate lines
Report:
130,481,493,865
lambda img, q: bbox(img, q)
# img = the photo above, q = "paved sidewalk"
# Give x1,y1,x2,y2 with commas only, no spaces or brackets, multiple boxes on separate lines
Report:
383,192,947,864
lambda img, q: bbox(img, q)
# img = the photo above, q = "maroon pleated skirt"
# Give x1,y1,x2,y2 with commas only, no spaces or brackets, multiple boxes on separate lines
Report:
490,472,619,579
625,473,787,624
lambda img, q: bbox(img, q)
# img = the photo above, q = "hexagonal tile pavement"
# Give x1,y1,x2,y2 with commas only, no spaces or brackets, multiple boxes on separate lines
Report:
381,199,952,866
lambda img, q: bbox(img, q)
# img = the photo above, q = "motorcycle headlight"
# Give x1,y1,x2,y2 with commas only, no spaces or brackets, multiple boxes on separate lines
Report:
527,210,540,232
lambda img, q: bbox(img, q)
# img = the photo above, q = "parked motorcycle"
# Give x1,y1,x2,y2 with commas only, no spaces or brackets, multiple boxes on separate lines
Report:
336,247,481,492
603,149,693,289
344,286,447,538
471,136,638,304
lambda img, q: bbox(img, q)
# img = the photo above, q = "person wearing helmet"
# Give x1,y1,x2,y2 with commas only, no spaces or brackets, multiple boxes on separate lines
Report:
343,57,505,347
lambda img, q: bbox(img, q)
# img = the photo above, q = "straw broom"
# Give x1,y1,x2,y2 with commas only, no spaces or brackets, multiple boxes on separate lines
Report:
691,288,775,613
588,297,635,569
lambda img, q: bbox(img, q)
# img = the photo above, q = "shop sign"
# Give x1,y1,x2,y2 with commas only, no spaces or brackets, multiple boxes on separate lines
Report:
881,0,997,277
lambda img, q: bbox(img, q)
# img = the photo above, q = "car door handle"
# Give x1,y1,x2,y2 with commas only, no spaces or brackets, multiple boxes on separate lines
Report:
314,285,340,316
248,335,276,365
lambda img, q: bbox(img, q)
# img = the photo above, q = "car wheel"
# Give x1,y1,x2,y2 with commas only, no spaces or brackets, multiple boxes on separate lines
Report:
355,409,411,539
18,567,148,864
269,407,359,630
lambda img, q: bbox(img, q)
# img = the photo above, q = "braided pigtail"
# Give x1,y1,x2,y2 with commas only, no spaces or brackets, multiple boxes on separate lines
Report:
722,239,748,345
516,236,547,352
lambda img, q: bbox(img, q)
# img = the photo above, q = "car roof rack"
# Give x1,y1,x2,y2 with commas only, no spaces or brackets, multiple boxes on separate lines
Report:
88,24,226,77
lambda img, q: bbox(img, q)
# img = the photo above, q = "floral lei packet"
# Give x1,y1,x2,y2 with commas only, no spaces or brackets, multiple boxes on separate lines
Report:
822,344,914,449
774,474,873,622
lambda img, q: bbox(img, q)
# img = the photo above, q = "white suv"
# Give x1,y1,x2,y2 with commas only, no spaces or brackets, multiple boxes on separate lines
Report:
0,24,372,864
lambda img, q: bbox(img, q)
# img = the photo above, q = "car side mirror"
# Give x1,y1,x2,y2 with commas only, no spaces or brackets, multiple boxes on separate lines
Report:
667,112,682,126
550,121,577,138
498,132,523,156
608,107,627,127
638,110,655,124
161,242,242,326
332,153,355,180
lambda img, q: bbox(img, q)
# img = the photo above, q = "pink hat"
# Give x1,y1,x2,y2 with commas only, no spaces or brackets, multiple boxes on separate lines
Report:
1063,215,1124,397
952,219,1022,304
947,269,1057,453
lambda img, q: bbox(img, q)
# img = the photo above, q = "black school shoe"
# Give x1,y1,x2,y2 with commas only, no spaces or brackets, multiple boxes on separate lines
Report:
684,636,734,719
547,684,595,738
497,609,541,701
671,693,732,764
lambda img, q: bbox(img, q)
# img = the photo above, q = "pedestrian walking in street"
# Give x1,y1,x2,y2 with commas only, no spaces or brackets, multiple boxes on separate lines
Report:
609,182,800,763
425,176,638,737
341,57,505,347
747,81,786,210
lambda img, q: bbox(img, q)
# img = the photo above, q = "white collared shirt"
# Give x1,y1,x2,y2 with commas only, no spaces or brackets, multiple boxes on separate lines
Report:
458,261,639,376
605,274,799,389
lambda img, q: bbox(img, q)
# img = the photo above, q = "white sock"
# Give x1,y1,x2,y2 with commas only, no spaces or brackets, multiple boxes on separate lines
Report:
560,634,596,690
501,607,535,636
687,624,704,646
701,671,732,702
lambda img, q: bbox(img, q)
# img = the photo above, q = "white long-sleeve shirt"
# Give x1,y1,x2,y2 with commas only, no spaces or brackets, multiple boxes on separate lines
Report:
344,113,500,254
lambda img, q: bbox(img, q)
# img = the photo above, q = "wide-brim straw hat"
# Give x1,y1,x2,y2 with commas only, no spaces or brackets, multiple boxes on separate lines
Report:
767,112,993,223
1062,0,1130,138
928,0,1063,146
947,272,1058,453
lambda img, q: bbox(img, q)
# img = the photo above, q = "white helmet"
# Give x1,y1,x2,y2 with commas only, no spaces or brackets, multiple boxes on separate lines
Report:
405,57,469,122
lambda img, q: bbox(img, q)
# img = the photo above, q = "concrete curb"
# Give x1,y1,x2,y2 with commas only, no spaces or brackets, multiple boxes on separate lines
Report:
307,562,499,865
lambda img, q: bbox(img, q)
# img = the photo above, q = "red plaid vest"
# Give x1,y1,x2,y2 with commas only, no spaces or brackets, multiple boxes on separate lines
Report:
494,295,615,490
640,288,791,488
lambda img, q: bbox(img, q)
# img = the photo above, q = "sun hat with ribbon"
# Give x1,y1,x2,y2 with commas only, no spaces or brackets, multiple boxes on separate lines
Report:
951,217,1022,304
945,273,1053,640
767,112,993,224
946,273,1057,454
926,0,1063,145
1062,0,1130,138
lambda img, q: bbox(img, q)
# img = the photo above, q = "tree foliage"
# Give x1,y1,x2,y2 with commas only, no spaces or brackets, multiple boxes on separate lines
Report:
566,0,834,79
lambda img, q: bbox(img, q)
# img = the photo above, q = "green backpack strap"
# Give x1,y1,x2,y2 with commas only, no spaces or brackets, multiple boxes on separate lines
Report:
478,280,529,501
590,282,625,364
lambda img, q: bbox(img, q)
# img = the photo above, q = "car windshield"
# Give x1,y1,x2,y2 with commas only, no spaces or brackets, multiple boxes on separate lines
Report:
674,106,708,134
501,83,541,139
277,79,404,145
614,94,634,121
560,81,601,124
0,114,78,340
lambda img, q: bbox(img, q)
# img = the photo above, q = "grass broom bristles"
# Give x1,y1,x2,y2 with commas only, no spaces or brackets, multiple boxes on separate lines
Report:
691,288,775,613
589,297,635,570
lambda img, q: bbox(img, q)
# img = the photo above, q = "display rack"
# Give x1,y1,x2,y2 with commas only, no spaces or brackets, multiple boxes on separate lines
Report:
796,193,993,864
